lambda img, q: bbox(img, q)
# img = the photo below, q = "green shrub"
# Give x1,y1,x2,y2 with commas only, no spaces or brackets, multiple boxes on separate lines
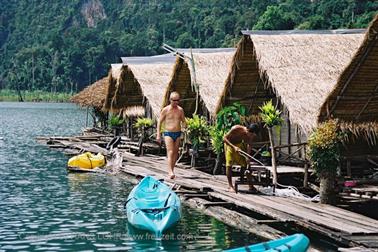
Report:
134,117,153,130
216,102,246,131
185,115,209,147
308,120,343,177
209,126,226,155
210,102,247,153
259,100,283,128
109,115,124,127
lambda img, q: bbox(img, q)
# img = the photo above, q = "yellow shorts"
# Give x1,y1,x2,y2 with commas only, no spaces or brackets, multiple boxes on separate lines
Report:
224,142,247,167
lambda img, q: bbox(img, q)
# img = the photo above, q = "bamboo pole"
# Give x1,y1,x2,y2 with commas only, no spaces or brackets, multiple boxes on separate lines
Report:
267,127,277,186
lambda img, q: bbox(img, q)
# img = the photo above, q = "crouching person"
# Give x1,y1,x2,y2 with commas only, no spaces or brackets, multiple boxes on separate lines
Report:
223,123,259,193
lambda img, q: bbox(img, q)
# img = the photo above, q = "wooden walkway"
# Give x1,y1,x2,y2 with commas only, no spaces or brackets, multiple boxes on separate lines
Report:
38,134,378,249
120,152,378,249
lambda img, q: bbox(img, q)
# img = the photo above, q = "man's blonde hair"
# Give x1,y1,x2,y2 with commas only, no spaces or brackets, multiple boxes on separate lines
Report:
170,91,180,99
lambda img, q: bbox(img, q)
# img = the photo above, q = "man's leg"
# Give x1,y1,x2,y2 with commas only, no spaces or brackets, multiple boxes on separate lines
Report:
171,137,181,178
240,167,246,183
224,144,236,192
226,166,236,192
164,136,175,179
245,168,257,192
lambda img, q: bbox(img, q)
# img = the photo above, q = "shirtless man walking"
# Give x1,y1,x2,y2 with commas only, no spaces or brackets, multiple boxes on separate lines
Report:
157,92,186,179
223,123,259,192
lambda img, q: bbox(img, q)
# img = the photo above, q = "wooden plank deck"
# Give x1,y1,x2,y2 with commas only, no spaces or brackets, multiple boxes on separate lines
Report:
120,152,378,248
38,136,378,249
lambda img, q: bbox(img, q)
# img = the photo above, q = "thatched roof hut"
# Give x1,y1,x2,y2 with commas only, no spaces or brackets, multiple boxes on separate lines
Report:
217,29,365,136
70,77,108,109
103,53,176,119
319,14,378,143
162,48,235,118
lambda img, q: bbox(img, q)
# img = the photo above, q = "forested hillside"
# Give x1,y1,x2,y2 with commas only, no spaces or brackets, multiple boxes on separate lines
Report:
0,0,377,94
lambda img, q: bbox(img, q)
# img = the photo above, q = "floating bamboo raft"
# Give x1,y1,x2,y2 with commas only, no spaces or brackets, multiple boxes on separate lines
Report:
38,134,378,250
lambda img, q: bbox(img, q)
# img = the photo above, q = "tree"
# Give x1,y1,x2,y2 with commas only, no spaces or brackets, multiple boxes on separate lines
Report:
308,120,343,204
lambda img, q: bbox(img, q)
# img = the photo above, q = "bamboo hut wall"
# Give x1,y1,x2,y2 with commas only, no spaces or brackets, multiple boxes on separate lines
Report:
272,112,306,158
218,36,275,116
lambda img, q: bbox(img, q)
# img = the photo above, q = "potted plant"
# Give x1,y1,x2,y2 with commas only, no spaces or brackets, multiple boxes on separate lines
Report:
109,115,124,136
209,126,227,174
308,119,343,204
185,115,209,167
259,100,283,186
134,117,154,156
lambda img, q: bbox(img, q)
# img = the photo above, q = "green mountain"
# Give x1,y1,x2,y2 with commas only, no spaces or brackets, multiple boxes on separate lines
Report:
0,0,376,94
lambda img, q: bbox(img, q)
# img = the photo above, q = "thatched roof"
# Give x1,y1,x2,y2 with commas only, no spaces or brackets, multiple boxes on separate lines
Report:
103,54,176,119
103,64,128,112
70,77,108,109
217,30,365,135
162,57,198,116
162,48,236,117
319,14,378,142
122,106,145,118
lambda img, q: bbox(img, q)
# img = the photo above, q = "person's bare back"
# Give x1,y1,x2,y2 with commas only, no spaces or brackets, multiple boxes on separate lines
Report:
224,125,254,147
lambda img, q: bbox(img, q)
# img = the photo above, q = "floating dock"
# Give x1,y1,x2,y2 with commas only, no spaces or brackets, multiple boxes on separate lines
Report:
38,134,378,250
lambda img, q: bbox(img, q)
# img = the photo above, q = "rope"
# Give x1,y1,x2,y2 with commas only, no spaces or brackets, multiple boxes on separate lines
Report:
86,153,93,169
259,186,320,202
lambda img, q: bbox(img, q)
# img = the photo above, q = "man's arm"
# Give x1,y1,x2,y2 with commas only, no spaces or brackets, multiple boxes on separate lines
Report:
156,108,166,143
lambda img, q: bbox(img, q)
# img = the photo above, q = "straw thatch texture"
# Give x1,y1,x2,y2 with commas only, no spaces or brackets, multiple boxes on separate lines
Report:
103,55,176,119
217,36,276,116
70,77,108,108
319,14,378,141
219,32,364,135
162,49,235,118
162,57,199,116
127,62,174,119
189,50,235,116
122,106,145,118
103,64,124,112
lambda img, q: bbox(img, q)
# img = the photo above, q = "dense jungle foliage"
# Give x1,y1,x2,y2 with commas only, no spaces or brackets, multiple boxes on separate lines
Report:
0,0,376,96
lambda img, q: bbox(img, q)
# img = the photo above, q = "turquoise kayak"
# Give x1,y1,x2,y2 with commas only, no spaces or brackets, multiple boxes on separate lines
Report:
225,233,310,252
125,176,181,236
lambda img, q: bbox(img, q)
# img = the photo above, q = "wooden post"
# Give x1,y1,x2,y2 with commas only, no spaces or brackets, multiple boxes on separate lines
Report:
137,127,145,156
268,127,277,185
287,118,291,155
303,145,308,188
130,119,134,140
304,163,309,188
85,107,89,127
346,159,351,177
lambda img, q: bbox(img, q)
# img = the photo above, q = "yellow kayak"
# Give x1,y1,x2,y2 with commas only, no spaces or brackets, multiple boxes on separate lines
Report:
67,152,105,169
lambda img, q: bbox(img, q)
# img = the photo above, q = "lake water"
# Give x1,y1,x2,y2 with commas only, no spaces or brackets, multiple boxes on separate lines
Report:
0,102,261,251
